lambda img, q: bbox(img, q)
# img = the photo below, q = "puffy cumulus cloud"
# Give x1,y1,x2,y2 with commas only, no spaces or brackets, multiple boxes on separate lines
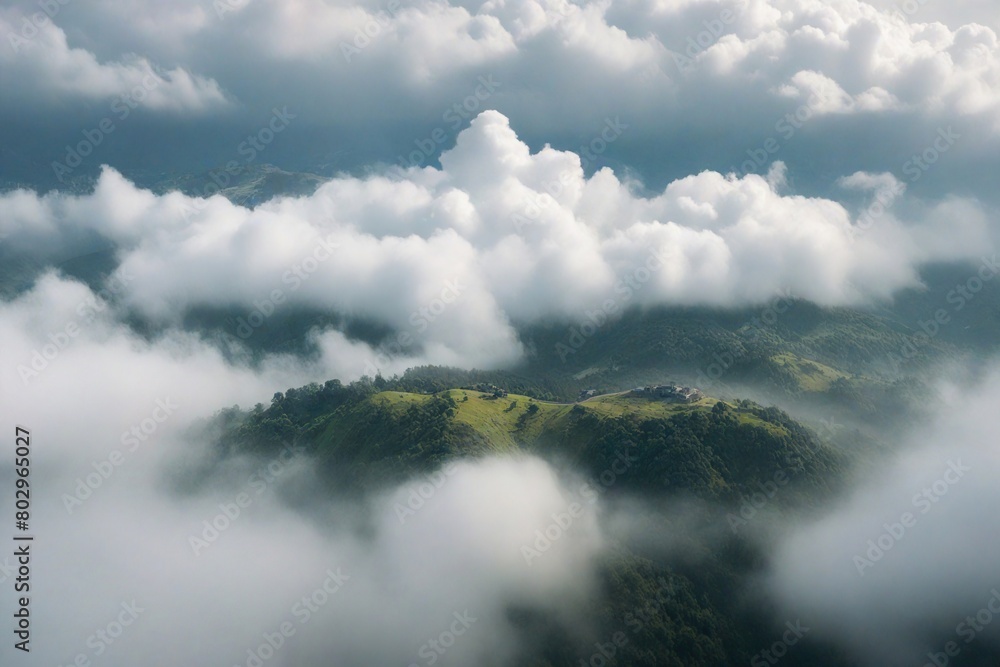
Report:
776,70,900,114
22,0,999,128
0,7,232,114
228,0,518,81
0,273,604,666
3,0,1000,208
0,111,993,377
765,366,1000,665
644,0,1000,128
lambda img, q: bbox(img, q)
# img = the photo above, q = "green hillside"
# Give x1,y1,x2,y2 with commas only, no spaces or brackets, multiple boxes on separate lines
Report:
769,352,853,392
212,376,849,504
206,374,854,667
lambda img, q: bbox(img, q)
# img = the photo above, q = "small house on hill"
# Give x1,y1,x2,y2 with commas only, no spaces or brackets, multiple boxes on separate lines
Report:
631,383,702,403
466,382,507,398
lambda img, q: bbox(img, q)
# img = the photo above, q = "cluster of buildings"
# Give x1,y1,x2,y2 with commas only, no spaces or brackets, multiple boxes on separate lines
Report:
467,383,508,398
631,384,703,403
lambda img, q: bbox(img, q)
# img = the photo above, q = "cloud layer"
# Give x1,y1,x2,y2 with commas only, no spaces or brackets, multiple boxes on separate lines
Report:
0,281,603,664
2,2,1000,666
1,111,993,375
19,0,999,128
766,367,1000,665
1,8,231,114
2,0,1000,205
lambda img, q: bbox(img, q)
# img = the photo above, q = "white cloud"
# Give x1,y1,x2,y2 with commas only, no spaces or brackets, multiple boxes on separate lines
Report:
0,111,993,378
0,8,232,113
0,274,603,664
766,366,1000,665
12,0,999,132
